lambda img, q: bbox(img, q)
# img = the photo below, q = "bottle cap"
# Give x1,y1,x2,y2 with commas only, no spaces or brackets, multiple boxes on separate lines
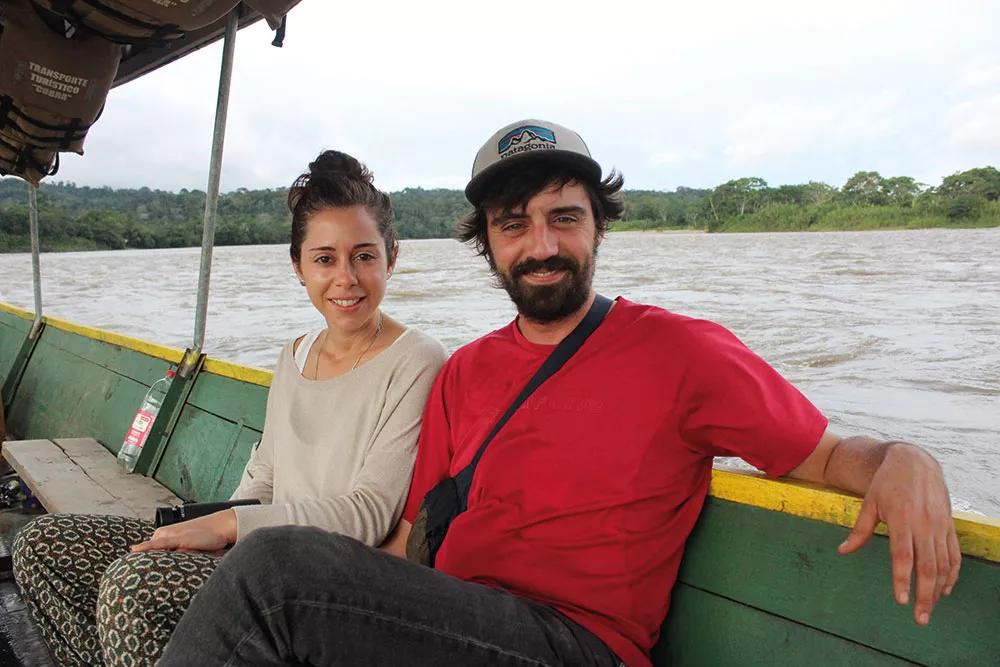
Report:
166,369,176,379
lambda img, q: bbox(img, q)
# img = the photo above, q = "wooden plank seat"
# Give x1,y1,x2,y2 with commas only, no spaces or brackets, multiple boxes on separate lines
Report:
1,438,182,519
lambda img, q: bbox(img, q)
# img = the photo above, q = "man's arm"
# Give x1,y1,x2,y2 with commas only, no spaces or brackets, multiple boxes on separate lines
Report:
787,430,961,625
380,519,412,558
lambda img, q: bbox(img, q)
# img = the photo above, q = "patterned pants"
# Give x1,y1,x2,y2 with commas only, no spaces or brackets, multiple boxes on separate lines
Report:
12,513,220,667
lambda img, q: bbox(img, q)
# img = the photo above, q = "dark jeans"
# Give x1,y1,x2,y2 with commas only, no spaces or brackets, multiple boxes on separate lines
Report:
159,526,622,666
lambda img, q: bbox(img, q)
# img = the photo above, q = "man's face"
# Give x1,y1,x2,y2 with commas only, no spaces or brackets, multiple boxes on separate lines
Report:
485,181,599,323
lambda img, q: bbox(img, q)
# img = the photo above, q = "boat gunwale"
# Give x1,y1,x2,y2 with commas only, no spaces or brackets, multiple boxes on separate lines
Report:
0,301,273,386
710,468,1000,563
202,358,272,387
0,302,33,321
44,314,185,364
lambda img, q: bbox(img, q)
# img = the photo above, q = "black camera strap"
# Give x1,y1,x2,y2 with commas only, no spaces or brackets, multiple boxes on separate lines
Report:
454,294,614,511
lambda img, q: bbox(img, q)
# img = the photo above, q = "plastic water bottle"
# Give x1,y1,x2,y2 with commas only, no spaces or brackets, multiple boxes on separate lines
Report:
118,369,175,473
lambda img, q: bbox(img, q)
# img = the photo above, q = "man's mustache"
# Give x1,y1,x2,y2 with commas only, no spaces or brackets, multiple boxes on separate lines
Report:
511,256,579,280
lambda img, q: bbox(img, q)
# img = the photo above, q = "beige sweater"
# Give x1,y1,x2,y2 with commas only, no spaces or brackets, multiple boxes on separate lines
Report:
230,328,447,545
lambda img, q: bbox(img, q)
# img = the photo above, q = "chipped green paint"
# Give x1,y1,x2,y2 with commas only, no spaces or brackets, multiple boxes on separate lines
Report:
152,405,259,501
0,309,31,380
656,583,917,666
0,307,262,502
186,372,268,432
8,334,156,452
664,498,1000,665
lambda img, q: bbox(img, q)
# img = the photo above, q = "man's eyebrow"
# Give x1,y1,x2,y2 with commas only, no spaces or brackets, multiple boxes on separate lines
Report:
489,205,587,226
549,205,587,217
489,210,527,226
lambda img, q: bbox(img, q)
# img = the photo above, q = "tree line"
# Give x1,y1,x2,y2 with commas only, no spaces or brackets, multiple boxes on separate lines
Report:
618,167,1000,232
0,183,471,252
1,166,997,252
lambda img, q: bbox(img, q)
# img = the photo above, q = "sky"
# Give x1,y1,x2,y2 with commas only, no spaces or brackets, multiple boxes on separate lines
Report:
31,0,1000,194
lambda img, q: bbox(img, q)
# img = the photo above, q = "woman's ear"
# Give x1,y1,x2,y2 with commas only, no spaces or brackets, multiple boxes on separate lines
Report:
292,260,305,286
387,242,399,277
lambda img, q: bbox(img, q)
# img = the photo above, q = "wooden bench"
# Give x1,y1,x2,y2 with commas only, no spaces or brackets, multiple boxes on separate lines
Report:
1,438,182,518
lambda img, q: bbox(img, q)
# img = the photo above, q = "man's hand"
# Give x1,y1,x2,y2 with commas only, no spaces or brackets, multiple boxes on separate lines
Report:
379,519,412,558
837,443,960,625
132,509,237,555
789,432,960,625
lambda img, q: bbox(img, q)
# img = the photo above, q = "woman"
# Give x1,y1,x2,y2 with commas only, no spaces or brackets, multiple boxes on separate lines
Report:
12,151,448,667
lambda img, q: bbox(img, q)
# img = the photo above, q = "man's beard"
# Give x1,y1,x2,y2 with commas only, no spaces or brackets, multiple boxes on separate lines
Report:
497,253,594,323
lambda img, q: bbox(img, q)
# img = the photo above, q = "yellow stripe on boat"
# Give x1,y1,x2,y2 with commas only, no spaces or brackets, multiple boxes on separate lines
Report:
202,357,273,387
44,315,185,363
710,468,1000,563
0,301,35,320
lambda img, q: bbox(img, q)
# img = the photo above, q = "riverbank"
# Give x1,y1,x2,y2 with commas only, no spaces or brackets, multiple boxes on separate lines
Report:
3,218,997,252
609,207,1000,234
5,167,1000,251
609,220,999,234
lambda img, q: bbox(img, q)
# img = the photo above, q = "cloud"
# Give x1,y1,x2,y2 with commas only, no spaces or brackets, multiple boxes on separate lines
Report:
648,149,708,167
14,0,1000,193
956,63,1000,90
722,93,901,168
948,94,1000,154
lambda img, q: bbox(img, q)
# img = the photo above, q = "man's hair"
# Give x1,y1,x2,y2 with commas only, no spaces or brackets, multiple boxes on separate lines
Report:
455,162,625,267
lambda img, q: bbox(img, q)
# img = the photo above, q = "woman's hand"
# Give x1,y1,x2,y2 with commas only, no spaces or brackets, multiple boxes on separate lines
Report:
132,509,238,555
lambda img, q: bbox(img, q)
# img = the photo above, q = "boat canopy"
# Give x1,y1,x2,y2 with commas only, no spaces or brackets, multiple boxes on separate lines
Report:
1,0,302,359
0,0,299,184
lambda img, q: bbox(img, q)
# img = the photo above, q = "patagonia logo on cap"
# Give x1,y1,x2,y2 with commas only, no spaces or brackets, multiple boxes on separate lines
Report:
497,125,557,158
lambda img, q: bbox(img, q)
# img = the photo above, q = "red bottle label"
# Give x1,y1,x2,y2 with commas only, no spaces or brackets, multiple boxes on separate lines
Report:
124,409,156,450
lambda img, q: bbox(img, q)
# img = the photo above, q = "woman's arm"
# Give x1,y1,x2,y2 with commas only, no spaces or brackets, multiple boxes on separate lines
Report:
132,337,446,553
232,348,444,546
229,353,284,502
132,343,291,553
131,430,276,553
228,434,275,503
131,509,236,554
236,340,447,546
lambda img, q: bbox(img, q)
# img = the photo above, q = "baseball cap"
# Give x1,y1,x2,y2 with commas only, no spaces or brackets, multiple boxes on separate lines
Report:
464,119,602,205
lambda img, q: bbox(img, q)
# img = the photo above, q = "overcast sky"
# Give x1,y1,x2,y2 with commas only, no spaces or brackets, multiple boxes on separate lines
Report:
36,0,1000,194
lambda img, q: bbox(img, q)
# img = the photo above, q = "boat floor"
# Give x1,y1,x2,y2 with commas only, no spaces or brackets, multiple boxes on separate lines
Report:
0,504,57,667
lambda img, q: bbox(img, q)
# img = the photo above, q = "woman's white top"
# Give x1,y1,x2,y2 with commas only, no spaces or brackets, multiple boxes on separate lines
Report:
229,328,448,545
292,329,322,373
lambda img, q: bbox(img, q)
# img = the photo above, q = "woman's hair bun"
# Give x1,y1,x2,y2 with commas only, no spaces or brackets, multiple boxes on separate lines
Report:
308,150,373,185
288,149,398,265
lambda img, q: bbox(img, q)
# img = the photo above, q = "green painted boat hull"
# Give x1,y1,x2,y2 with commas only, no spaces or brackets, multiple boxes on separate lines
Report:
1,303,997,665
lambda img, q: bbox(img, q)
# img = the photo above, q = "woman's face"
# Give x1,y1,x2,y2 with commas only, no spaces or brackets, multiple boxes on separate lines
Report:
293,206,393,334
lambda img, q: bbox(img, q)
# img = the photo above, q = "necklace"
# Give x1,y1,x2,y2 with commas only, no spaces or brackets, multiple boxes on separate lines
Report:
312,312,384,379
352,311,384,370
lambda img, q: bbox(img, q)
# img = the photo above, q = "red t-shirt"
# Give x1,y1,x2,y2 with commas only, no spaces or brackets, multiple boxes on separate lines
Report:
403,298,827,666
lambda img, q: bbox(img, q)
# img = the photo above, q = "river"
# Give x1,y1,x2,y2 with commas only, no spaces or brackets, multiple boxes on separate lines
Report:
1,228,998,515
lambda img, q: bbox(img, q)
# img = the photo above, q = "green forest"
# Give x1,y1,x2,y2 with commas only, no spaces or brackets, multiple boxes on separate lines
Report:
1,166,997,252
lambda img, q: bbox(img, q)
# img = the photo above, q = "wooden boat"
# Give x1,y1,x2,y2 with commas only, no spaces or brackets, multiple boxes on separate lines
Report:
1,300,998,665
1,3,998,665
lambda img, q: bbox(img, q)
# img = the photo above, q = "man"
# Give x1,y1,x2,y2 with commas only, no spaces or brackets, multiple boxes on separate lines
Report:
160,119,959,666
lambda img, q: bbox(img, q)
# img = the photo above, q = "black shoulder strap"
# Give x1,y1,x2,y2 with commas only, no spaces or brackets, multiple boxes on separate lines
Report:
454,294,613,510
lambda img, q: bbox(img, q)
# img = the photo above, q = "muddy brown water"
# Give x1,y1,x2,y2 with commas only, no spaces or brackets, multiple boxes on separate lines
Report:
2,228,997,515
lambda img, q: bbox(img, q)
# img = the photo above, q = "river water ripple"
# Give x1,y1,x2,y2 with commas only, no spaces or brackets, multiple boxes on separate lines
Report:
1,228,997,515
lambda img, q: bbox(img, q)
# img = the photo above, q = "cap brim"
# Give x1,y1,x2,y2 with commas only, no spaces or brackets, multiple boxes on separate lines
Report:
465,151,602,206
